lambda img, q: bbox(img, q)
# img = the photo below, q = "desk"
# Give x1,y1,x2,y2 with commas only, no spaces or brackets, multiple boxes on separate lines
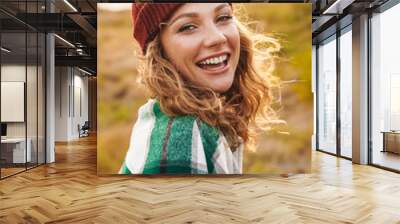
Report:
1,138,31,163
381,131,400,154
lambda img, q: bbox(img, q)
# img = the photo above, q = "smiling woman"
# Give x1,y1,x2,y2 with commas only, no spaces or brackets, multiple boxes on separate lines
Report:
118,3,280,175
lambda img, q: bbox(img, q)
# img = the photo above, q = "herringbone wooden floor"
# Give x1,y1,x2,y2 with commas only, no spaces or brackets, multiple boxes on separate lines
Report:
1,135,400,224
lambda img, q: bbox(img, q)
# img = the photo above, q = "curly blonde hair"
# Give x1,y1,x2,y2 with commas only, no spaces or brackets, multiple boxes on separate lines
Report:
137,8,280,152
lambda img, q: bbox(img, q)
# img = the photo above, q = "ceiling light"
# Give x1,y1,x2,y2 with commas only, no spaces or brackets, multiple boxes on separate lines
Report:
78,67,93,76
63,0,78,12
54,34,75,48
76,48,86,56
323,0,355,15
1,47,11,53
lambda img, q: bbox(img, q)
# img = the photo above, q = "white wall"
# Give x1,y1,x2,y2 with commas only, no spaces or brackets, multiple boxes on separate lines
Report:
54,67,89,141
1,65,25,81
1,82,25,122
1,65,34,138
72,73,89,137
1,63,45,164
55,66,69,141
1,65,26,130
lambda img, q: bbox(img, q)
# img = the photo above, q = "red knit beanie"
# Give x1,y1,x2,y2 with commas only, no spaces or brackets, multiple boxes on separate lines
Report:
132,3,183,54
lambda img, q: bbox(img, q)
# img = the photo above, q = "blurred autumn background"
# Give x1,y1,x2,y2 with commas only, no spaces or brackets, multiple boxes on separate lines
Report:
97,3,312,174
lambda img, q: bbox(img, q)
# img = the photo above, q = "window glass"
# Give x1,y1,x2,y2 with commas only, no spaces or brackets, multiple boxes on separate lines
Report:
317,35,337,154
339,28,352,158
371,3,400,171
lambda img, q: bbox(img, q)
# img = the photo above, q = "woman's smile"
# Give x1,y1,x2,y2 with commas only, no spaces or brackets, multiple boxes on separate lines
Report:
196,53,230,74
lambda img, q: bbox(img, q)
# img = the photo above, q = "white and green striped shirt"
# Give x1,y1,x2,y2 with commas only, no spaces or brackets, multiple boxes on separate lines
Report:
119,99,243,174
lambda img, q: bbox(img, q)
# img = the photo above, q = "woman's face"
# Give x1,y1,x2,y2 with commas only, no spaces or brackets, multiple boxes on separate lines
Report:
160,3,240,93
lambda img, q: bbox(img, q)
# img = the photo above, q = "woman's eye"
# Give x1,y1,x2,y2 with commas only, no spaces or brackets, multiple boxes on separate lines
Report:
178,24,196,33
217,15,233,23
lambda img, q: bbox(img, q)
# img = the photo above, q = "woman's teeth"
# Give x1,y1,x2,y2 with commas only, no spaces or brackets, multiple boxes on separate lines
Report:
198,54,228,65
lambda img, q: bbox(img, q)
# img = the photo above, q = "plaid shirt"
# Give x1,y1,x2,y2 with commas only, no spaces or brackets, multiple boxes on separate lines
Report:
119,99,243,174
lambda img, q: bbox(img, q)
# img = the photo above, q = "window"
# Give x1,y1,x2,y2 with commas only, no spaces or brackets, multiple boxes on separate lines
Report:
370,2,400,171
317,35,337,154
339,27,352,158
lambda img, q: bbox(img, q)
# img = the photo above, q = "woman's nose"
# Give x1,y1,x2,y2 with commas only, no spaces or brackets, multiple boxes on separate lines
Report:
203,23,227,48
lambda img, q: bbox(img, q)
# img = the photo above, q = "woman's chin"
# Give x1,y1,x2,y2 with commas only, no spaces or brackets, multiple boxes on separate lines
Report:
210,82,234,93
